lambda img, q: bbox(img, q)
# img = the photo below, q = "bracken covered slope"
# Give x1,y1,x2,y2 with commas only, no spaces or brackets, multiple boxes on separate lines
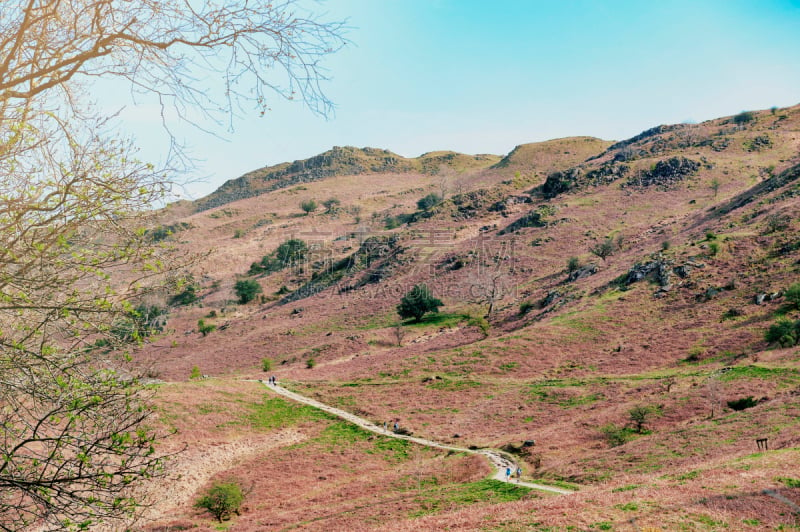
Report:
138,106,800,531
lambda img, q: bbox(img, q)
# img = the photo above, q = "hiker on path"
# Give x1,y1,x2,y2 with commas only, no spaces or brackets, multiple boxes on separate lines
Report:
505,467,511,481
516,467,522,483
393,421,399,432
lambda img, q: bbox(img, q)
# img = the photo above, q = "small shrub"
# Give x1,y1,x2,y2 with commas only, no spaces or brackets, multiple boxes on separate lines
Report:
251,238,309,275
727,396,758,411
599,423,632,447
721,308,743,321
683,346,705,362
765,213,791,233
519,300,534,316
416,193,442,211
233,229,244,238
169,283,199,306
300,199,318,214
705,231,717,240
306,358,316,369
777,477,800,488
566,256,581,273
465,313,490,336
661,240,671,251
785,282,800,310
194,481,244,522
384,216,401,230
708,242,720,256
261,358,273,372
198,319,216,337
616,502,639,512
190,365,201,380
764,319,799,347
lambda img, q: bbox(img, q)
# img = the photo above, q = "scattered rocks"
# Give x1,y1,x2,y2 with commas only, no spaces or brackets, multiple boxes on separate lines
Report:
567,263,598,282
488,195,533,213
623,256,673,288
627,156,701,188
538,290,563,309
542,167,583,198
498,208,550,234
697,286,721,302
755,292,782,305
673,264,692,278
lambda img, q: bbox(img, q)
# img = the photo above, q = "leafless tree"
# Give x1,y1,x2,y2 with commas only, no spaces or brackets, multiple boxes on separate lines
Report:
0,1,346,529
392,322,406,347
468,267,511,316
437,174,450,201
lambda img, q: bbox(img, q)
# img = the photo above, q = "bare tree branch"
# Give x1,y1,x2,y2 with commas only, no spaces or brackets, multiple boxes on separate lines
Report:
0,1,347,529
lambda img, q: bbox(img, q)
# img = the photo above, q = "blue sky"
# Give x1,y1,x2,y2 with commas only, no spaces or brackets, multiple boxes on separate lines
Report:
104,0,800,198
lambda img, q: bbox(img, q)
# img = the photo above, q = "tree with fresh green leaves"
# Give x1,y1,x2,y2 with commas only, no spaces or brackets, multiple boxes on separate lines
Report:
301,199,319,215
589,238,616,262
322,197,341,213
234,279,263,304
733,110,755,125
397,284,444,322
0,0,345,528
628,405,661,433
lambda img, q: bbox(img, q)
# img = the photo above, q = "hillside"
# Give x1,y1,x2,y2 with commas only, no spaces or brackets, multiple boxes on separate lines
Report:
137,106,800,530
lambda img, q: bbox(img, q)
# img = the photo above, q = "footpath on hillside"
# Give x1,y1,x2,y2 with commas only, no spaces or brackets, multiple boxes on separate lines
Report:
255,379,573,495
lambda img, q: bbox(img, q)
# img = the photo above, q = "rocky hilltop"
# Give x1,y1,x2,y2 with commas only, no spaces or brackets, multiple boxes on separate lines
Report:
193,145,500,211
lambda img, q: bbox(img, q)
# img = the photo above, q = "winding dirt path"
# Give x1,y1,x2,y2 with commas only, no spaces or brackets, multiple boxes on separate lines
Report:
255,380,574,495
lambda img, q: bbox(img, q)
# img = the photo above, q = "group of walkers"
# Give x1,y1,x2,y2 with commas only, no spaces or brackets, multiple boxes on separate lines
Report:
505,466,523,483
382,420,401,433
267,375,278,385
